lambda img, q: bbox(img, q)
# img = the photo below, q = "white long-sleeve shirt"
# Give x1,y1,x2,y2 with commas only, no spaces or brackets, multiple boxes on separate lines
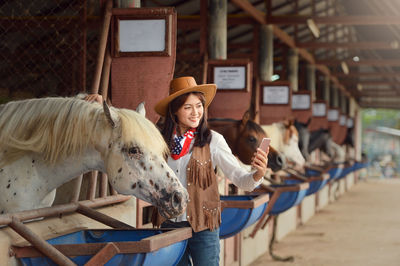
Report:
167,130,263,222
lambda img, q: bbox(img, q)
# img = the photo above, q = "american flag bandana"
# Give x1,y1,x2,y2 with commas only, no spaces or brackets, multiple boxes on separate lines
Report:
171,128,196,160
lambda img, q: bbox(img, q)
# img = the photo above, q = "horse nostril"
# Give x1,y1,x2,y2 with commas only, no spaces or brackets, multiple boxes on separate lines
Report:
276,155,283,166
268,153,286,172
171,191,182,209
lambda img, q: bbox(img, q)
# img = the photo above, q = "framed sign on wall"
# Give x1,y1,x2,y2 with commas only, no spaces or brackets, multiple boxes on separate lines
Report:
291,91,311,110
112,8,173,57
347,117,354,128
339,114,347,126
260,81,291,105
312,101,326,117
327,108,339,121
207,59,252,92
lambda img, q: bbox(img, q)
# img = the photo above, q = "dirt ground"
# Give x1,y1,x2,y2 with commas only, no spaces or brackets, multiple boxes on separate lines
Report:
250,177,400,266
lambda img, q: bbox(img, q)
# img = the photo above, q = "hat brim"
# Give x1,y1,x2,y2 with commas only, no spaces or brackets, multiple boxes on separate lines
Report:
155,84,216,116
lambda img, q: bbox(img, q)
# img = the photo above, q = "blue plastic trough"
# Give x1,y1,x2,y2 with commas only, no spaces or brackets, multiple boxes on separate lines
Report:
327,166,343,181
219,194,269,239
353,161,369,170
336,163,355,179
285,174,329,196
17,228,191,266
269,183,309,215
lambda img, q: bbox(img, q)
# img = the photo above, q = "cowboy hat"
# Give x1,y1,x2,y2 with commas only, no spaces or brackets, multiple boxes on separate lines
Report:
155,76,216,116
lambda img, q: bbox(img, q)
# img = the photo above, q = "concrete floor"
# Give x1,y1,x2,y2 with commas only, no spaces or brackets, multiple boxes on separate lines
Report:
250,177,400,266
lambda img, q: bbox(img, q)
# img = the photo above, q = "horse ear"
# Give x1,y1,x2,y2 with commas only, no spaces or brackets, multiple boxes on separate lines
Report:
103,100,117,128
306,117,312,126
136,102,146,117
241,110,251,126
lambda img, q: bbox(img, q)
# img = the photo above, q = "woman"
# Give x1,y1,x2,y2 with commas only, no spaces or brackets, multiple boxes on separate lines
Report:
152,76,269,266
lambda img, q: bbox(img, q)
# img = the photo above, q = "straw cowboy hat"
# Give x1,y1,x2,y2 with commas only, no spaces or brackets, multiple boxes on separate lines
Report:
155,76,217,116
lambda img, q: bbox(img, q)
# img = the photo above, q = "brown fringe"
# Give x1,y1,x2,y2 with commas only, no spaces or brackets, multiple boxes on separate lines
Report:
188,159,213,190
204,208,221,231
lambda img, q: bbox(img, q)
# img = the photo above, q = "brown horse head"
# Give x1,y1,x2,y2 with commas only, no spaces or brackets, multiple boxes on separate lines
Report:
208,111,285,172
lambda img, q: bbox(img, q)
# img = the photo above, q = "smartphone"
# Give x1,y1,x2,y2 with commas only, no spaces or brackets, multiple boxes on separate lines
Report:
259,138,271,152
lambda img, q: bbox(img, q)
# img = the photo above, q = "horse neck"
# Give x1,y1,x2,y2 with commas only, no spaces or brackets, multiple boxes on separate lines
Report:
33,146,105,191
309,130,327,153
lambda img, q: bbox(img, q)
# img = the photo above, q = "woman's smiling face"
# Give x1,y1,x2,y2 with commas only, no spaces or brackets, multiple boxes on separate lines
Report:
175,93,204,133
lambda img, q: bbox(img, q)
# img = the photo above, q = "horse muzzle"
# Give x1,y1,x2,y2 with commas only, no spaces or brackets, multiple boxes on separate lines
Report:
267,152,286,172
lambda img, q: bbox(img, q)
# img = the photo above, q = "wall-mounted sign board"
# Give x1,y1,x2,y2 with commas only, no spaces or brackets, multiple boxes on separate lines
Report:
347,117,354,128
339,114,347,126
259,81,292,124
112,8,173,57
207,59,252,92
312,102,326,117
207,59,253,119
261,81,291,105
327,108,339,121
291,92,311,110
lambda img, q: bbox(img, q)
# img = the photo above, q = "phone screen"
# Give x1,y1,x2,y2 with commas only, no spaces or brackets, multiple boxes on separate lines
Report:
259,138,271,152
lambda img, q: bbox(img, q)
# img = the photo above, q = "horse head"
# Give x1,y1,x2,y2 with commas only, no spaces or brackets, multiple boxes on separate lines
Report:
294,118,311,161
0,97,188,218
309,128,333,156
100,102,188,219
282,118,306,168
208,111,285,172
262,118,306,169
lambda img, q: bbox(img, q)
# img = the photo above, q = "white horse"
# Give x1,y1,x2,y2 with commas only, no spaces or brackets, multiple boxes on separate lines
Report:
262,119,305,169
0,96,188,219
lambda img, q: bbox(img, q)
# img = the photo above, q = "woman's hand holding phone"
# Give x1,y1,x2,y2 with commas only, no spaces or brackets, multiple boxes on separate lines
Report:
251,138,271,181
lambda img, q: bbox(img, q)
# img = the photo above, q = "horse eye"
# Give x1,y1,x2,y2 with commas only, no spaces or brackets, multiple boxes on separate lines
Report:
128,147,139,154
248,136,257,143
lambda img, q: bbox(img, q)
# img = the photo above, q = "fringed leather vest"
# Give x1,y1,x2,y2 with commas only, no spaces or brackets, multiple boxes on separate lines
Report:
152,144,221,232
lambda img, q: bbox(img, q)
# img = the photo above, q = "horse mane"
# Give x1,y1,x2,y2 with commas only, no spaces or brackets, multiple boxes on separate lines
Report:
0,96,168,166
245,119,265,135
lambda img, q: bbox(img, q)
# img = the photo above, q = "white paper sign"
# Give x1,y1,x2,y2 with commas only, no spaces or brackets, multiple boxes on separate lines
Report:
312,103,326,117
214,66,246,89
339,115,347,126
263,86,289,104
291,94,310,110
327,109,339,121
119,19,166,52
347,118,354,128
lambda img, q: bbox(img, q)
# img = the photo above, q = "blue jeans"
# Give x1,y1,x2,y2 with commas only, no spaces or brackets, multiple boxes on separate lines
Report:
161,221,220,266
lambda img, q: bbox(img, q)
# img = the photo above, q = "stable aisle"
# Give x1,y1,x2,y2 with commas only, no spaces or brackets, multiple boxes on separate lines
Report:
250,178,400,266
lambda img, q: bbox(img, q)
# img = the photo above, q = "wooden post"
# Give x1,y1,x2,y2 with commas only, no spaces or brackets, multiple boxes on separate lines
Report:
259,25,274,82
306,64,316,101
71,175,83,202
117,0,140,7
288,48,299,92
209,0,227,60
323,76,330,105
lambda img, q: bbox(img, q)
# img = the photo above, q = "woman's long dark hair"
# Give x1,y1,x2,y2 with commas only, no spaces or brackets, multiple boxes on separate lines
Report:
160,92,212,150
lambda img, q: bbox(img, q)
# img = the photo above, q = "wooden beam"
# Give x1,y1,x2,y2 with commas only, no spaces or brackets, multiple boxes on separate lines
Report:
228,0,351,98
359,102,400,109
357,81,400,86
317,59,400,67
267,15,400,25
230,0,265,24
297,41,398,50
333,72,400,78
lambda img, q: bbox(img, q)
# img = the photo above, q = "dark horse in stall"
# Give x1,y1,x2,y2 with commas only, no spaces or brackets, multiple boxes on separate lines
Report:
208,112,285,172
294,119,335,162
